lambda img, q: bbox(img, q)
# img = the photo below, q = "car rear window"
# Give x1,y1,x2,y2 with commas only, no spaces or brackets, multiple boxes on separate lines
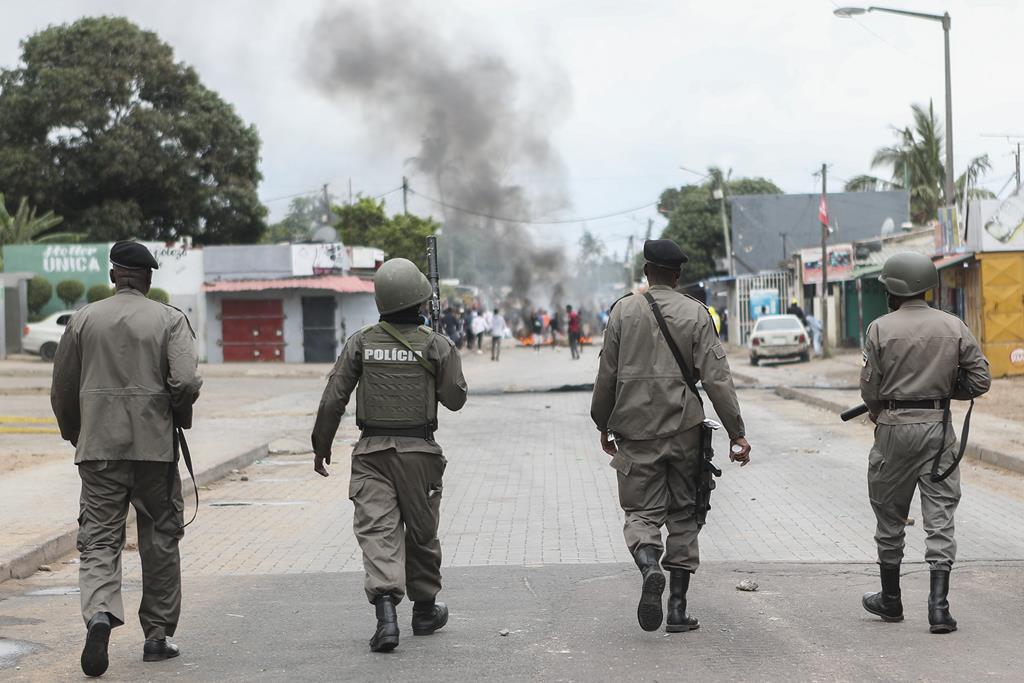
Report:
755,318,802,332
56,315,71,325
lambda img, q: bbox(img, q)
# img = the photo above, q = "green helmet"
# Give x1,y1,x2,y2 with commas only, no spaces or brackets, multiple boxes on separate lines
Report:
374,258,432,315
878,251,938,296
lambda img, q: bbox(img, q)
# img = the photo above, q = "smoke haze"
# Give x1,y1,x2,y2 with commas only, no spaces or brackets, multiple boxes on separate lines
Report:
306,2,571,300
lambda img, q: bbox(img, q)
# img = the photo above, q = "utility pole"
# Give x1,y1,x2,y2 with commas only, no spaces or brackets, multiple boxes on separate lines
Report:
820,163,830,358
1016,143,1021,189
321,183,331,226
779,232,788,261
402,176,409,215
348,178,353,206
714,184,734,277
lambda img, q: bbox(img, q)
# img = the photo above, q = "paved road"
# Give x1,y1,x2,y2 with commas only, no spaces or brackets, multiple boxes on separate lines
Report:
2,348,1024,680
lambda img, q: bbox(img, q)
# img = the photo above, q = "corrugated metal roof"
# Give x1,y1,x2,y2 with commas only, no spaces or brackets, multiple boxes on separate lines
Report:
204,275,374,294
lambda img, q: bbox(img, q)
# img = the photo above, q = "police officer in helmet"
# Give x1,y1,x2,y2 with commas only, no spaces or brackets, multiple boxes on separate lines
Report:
860,252,990,633
312,257,467,652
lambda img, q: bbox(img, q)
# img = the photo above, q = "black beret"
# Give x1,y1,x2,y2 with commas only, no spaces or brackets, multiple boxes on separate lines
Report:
644,239,688,268
110,241,159,270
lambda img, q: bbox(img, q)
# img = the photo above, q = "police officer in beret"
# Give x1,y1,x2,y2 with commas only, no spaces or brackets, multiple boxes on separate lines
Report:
591,239,751,633
312,257,467,653
51,240,203,677
859,252,990,633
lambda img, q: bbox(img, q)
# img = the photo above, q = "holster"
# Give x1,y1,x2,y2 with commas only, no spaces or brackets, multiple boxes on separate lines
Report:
695,422,723,527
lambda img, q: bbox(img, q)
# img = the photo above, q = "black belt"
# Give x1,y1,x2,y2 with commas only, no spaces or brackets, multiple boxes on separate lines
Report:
361,426,435,440
885,399,950,410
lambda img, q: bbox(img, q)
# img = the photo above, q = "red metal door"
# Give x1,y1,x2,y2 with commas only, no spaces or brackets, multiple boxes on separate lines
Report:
221,299,285,362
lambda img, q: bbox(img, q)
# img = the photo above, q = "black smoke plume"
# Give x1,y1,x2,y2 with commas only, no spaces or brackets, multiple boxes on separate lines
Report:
307,3,571,300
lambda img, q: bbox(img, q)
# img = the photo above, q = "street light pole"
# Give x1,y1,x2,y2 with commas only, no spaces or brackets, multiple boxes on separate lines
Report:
835,6,954,204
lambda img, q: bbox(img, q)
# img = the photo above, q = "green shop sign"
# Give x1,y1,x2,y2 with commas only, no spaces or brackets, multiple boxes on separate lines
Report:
2,243,112,316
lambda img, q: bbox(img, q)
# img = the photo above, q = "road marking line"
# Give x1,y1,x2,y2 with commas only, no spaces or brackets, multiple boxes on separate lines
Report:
0,427,60,434
0,416,57,424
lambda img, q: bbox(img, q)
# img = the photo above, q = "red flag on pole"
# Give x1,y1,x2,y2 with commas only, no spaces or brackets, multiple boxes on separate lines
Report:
818,194,829,227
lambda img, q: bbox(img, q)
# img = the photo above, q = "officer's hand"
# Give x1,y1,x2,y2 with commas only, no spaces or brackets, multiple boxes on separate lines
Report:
600,431,617,456
314,453,331,478
729,436,751,467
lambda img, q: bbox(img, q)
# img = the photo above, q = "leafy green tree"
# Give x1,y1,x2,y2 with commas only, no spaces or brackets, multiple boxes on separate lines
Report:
262,195,333,243
56,280,85,307
659,170,782,281
333,197,439,265
26,276,52,316
147,288,170,304
86,284,114,303
0,16,266,244
845,101,993,223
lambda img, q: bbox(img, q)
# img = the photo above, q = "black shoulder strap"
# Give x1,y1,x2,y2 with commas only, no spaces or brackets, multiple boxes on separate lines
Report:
378,321,437,377
643,292,703,408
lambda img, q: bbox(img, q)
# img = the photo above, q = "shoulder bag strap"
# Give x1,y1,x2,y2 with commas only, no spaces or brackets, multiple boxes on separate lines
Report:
378,321,437,377
643,292,703,408
930,399,973,483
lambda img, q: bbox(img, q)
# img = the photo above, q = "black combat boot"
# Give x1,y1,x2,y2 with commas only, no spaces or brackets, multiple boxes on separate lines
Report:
369,595,400,652
862,563,904,622
81,612,111,677
634,545,666,632
143,638,180,662
665,570,700,633
928,570,957,634
411,599,449,636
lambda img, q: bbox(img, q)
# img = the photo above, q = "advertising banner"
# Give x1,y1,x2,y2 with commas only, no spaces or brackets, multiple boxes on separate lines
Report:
967,188,1024,252
800,244,854,285
291,243,349,275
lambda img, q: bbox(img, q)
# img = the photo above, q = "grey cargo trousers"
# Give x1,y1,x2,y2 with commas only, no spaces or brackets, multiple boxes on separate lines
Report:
868,422,961,571
611,426,702,572
349,450,446,604
77,460,184,639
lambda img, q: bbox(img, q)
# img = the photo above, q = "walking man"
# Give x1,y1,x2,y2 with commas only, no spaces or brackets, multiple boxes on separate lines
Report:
591,239,751,633
51,241,202,677
312,257,468,652
567,304,581,360
859,252,990,633
490,308,507,361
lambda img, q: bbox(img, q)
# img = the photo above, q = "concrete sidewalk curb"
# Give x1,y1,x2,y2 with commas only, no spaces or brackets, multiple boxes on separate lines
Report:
0,442,269,584
761,382,1024,477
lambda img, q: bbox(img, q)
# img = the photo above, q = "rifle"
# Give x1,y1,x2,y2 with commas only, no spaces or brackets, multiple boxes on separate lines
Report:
425,235,442,332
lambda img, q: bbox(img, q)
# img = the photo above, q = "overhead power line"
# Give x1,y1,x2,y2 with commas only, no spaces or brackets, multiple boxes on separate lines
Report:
407,187,658,225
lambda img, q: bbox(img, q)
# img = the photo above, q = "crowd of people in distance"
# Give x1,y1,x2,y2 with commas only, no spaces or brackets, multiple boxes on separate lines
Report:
439,302,608,362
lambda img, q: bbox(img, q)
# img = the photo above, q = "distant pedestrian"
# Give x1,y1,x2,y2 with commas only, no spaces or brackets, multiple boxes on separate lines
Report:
470,308,488,354
550,310,563,350
490,308,507,361
787,299,808,327
567,304,581,360
51,241,203,677
532,311,544,352
442,308,459,344
806,315,823,356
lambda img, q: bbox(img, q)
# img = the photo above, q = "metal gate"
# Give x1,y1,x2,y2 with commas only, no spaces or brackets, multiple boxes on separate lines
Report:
302,296,337,363
221,299,285,362
735,271,796,345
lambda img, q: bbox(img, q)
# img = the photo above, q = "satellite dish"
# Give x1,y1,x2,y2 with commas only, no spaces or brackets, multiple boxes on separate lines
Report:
311,226,338,243
880,218,895,236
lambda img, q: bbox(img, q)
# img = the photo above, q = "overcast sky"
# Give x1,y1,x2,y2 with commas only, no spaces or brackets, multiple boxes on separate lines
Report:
2,0,1021,259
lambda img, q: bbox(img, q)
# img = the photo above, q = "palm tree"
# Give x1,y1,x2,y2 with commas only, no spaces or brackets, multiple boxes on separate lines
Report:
0,194,77,246
844,101,992,224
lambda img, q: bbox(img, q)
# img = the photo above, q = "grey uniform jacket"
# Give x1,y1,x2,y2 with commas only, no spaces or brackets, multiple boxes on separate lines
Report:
591,286,745,440
51,287,203,463
860,299,991,425
311,324,468,458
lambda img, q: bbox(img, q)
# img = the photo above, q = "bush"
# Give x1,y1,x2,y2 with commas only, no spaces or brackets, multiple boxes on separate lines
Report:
147,287,170,304
27,276,52,315
86,284,114,303
56,279,86,308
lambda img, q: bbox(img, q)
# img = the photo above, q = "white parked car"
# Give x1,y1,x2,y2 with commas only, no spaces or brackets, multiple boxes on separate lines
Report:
23,310,75,361
749,314,810,366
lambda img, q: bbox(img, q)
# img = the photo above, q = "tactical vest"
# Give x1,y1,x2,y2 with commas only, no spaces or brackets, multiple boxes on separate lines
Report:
356,324,438,431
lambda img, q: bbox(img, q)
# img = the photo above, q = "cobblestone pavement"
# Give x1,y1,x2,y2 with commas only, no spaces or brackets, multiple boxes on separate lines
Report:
3,348,1024,680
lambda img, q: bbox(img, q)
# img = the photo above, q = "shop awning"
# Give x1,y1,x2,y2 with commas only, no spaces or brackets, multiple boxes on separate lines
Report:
204,275,375,294
932,252,974,270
